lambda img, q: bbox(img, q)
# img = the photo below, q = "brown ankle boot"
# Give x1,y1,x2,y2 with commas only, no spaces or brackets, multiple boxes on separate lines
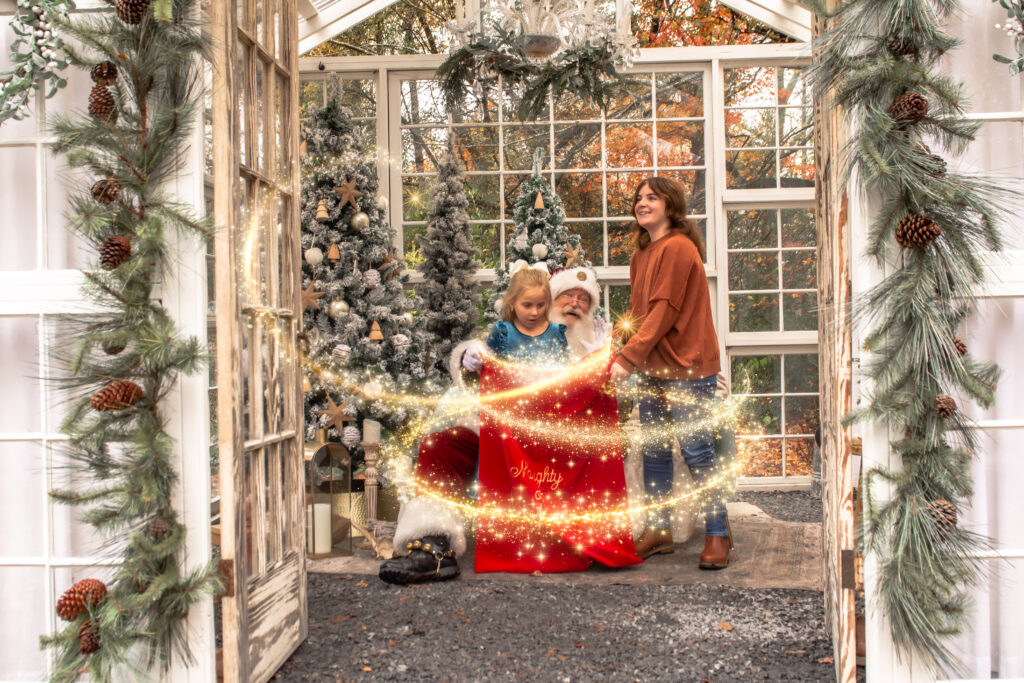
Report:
635,528,674,559
698,535,731,569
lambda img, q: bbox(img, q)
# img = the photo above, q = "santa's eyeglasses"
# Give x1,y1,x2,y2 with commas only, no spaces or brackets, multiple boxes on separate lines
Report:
555,292,591,305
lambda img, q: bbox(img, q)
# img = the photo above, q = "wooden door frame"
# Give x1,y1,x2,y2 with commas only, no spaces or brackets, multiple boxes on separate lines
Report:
212,1,307,681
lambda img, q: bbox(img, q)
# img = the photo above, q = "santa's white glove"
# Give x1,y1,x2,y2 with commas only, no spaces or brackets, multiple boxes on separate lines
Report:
462,341,486,372
592,315,611,345
578,337,604,354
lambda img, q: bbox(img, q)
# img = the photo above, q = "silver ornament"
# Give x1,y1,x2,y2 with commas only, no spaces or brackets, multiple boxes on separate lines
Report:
531,243,549,259
350,211,370,231
391,334,410,354
331,344,351,365
341,425,361,448
363,268,381,288
304,247,324,266
329,300,350,319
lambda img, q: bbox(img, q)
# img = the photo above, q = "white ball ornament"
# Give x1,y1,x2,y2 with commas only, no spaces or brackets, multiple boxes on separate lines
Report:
304,247,324,266
532,243,549,259
401,312,414,326
350,211,370,231
331,344,351,365
341,425,361,449
375,195,389,211
493,297,504,314
363,268,381,288
328,300,350,319
365,380,383,399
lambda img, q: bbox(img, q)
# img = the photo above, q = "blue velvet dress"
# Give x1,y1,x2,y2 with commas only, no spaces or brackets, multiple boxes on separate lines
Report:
485,320,569,367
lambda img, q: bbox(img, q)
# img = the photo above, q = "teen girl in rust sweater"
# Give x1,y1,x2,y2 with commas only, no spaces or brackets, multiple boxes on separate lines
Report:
609,177,731,570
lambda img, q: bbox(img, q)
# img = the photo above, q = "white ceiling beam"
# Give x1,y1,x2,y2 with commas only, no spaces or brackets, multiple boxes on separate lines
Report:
718,0,812,42
297,0,319,21
298,0,404,54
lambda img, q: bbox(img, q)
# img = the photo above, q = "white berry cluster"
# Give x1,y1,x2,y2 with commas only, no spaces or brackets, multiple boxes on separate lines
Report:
0,0,72,122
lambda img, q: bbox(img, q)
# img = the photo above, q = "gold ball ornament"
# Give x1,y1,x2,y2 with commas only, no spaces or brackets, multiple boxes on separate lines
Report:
328,300,350,319
350,211,370,231
304,247,324,266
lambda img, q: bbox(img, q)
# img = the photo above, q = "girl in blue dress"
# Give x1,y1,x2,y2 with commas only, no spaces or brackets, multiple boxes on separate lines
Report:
487,264,569,367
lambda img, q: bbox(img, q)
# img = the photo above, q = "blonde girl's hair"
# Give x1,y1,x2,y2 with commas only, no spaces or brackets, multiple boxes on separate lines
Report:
630,176,706,260
501,267,552,323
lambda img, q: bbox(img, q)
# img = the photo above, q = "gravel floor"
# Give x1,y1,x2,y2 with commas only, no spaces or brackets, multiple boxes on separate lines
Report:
738,491,823,525
276,572,838,682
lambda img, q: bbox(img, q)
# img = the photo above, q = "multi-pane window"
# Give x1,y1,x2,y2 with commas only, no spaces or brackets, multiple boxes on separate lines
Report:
299,76,378,156
396,70,709,272
724,66,813,190
726,207,816,333
731,353,819,477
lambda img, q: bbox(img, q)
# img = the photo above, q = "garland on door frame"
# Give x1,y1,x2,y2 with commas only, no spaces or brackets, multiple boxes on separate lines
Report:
811,0,1013,672
37,1,220,680
0,0,75,123
991,0,1024,74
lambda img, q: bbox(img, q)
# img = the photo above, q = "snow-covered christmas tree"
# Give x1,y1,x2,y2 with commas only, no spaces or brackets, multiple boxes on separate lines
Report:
487,149,596,319
416,150,481,379
300,97,441,463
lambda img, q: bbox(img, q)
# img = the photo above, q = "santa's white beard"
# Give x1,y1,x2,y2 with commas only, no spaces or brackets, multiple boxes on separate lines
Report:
550,307,596,361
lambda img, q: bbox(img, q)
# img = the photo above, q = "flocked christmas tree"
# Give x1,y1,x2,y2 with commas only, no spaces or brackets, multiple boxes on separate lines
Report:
300,96,441,465
486,149,594,319
416,150,481,378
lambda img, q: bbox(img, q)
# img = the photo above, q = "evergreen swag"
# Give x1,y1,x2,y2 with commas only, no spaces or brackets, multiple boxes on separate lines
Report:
39,1,221,679
811,0,1012,672
416,150,481,378
436,24,629,122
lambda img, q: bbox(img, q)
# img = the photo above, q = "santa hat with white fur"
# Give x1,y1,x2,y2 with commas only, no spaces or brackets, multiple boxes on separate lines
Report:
549,266,600,303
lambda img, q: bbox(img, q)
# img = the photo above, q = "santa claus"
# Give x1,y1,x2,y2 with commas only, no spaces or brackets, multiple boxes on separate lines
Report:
379,266,611,585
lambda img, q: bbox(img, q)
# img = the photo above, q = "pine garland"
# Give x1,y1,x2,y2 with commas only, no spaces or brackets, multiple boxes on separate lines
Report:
0,0,74,123
38,1,221,679
811,0,1012,672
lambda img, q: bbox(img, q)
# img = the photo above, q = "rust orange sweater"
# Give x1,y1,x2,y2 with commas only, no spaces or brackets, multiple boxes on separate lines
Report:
617,232,721,380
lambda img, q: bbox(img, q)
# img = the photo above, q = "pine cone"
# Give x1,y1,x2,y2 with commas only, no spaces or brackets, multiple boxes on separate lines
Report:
891,92,929,124
887,35,917,57
56,579,108,621
90,380,144,411
91,177,122,204
79,620,101,654
88,84,118,122
90,61,118,86
935,394,957,419
926,499,957,540
953,336,967,356
100,235,131,269
148,516,171,540
895,214,941,248
103,342,126,355
115,0,151,24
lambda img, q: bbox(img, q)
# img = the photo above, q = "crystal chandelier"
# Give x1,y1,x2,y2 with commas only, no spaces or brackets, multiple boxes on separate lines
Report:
449,0,638,67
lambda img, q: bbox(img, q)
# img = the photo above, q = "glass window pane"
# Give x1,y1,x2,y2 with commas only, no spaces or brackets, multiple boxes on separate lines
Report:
786,438,814,476
656,72,703,118
785,396,819,435
726,107,776,148
554,123,602,169
737,438,783,477
741,396,782,434
606,123,654,168
728,209,777,250
731,355,780,394
454,126,499,171
605,171,648,217
554,172,603,218
609,284,631,320
503,125,550,170
339,78,376,117
403,222,426,261
453,80,498,123
401,127,448,174
471,223,501,268
656,169,705,215
299,79,324,119
779,106,813,147
784,354,819,393
607,76,652,119
780,148,815,187
730,293,779,332
567,221,604,267
502,80,549,121
781,209,815,247
778,67,810,106
729,251,778,291
725,66,776,107
608,220,634,266
402,176,435,221
503,173,533,219
782,291,817,331
553,88,601,121
782,250,816,290
726,150,777,189
465,175,500,220
656,121,704,167
401,79,446,124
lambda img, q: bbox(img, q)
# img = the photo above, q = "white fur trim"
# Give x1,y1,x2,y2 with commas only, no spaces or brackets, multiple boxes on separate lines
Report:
550,266,600,304
393,495,467,557
448,339,478,384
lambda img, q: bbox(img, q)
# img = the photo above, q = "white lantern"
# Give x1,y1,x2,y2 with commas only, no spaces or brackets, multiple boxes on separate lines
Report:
350,211,370,231
531,243,549,259
329,300,350,319
305,247,324,266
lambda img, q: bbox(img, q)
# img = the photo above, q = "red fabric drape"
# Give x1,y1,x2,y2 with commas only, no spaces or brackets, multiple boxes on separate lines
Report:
475,349,642,573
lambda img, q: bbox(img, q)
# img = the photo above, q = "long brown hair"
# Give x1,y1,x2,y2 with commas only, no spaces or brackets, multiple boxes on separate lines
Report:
630,176,705,260
500,267,552,323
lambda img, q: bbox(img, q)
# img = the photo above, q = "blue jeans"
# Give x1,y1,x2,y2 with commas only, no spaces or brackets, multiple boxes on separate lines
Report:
638,373,729,536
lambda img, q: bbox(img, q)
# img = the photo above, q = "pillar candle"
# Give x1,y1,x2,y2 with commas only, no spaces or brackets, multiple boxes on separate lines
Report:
363,419,381,444
306,503,332,554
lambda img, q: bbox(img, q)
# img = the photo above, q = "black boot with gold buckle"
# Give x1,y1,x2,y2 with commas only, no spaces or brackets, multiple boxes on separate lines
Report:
378,535,459,585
